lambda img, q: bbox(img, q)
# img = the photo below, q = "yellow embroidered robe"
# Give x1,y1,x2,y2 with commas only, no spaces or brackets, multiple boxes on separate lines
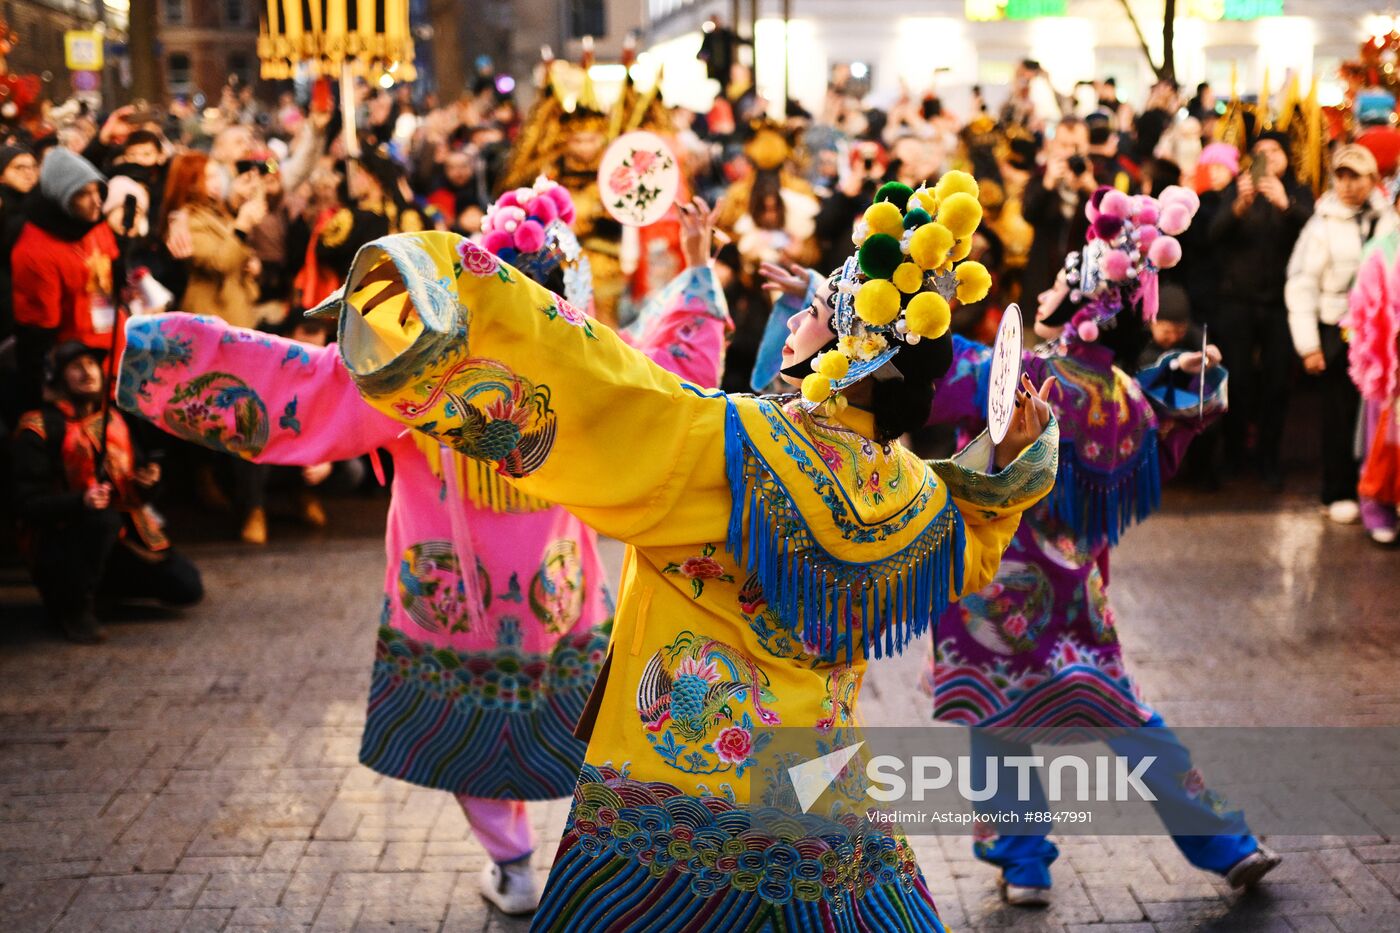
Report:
314,231,1059,931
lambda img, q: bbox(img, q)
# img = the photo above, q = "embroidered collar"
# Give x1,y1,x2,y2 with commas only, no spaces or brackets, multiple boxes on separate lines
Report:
723,394,964,662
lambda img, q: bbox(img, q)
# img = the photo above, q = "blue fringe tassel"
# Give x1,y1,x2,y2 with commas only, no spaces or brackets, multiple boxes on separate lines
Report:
723,400,966,663
1046,431,1161,549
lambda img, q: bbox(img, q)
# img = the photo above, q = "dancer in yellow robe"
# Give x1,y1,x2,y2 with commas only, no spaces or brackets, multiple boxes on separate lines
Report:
312,173,1059,931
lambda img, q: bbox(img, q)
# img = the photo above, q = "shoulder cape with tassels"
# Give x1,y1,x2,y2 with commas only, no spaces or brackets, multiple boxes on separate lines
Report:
1044,430,1160,549
721,394,965,664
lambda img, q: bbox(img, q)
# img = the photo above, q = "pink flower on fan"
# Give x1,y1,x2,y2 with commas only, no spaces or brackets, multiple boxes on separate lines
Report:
609,165,637,196
631,149,657,174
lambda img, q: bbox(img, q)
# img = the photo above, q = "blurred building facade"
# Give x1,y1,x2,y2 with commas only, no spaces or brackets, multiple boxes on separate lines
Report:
640,0,1380,117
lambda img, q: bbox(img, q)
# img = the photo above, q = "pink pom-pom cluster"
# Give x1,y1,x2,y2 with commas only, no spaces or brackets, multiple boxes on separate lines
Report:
1077,184,1199,283
481,176,577,256
1064,184,1201,343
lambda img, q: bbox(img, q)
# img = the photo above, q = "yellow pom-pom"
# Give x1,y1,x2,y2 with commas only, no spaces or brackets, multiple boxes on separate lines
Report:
908,222,954,271
892,262,924,294
937,192,982,238
854,279,902,325
913,188,939,215
863,202,905,239
949,237,973,262
935,170,979,202
955,260,993,304
815,351,850,380
802,373,834,404
905,292,951,340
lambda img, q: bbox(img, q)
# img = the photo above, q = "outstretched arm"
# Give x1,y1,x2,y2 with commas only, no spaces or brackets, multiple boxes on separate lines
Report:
329,232,731,547
117,314,402,465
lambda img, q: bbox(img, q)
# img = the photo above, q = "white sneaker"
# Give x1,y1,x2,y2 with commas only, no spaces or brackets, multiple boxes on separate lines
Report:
1328,500,1361,525
480,858,541,916
1371,527,1398,545
1226,844,1282,889
998,874,1052,907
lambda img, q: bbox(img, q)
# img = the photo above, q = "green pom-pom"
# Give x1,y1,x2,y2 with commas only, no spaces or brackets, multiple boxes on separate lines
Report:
903,207,932,229
857,233,903,280
875,182,914,210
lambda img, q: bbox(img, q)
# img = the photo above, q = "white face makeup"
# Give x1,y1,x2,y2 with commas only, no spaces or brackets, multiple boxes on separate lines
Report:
779,278,837,387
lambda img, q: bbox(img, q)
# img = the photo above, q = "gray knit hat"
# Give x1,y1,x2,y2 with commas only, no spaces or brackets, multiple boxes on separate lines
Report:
39,147,105,215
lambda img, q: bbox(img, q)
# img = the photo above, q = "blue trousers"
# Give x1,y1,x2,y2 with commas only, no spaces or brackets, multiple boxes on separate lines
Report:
969,713,1258,888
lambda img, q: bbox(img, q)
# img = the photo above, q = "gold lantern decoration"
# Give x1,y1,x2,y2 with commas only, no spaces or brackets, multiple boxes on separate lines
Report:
258,0,416,82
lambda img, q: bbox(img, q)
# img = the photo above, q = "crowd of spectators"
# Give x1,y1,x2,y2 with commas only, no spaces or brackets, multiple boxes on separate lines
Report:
3,58,1397,641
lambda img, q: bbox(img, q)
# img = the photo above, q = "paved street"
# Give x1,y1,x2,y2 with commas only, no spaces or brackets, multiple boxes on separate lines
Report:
2,486,1399,932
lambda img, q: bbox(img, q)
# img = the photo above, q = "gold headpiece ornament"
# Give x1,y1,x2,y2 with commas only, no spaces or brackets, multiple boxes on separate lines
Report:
801,170,992,407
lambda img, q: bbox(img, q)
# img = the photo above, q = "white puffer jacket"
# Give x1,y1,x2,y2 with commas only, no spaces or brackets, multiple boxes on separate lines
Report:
1285,189,1400,357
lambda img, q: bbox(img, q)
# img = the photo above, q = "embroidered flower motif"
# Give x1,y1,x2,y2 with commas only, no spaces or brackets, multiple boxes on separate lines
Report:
713,726,754,765
1181,768,1206,799
663,543,736,599
681,556,725,580
540,293,597,339
1118,436,1137,457
1082,440,1103,460
1003,614,1029,639
609,165,637,196
458,241,500,277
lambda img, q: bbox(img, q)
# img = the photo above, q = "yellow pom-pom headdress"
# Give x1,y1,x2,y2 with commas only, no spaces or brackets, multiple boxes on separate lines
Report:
802,170,990,406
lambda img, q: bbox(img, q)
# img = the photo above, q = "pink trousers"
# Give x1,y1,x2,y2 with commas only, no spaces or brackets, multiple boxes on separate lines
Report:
455,794,534,864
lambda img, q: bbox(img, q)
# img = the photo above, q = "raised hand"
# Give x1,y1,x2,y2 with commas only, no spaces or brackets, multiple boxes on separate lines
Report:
1177,344,1222,375
993,374,1056,470
759,261,811,298
678,196,721,270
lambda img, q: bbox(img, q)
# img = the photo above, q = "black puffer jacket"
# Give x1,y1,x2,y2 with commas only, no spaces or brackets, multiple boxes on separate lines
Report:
1208,175,1314,307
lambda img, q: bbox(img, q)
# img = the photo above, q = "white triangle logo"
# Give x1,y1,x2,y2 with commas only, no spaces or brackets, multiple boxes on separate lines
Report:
787,742,865,813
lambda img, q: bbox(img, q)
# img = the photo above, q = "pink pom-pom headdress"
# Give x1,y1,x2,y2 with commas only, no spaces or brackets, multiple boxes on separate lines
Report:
478,175,591,309
1045,184,1199,344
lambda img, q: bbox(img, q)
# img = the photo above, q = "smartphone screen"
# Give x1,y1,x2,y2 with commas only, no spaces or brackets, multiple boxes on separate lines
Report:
311,80,333,114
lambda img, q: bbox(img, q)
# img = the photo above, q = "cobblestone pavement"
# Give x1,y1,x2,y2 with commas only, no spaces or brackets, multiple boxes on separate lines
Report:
2,489,1399,932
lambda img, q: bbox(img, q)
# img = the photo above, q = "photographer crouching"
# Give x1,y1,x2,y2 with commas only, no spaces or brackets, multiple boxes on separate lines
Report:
11,341,202,643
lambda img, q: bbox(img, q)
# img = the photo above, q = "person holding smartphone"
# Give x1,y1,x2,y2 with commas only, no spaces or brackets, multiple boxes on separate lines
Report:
1022,116,1097,305
812,140,886,274
1208,131,1314,490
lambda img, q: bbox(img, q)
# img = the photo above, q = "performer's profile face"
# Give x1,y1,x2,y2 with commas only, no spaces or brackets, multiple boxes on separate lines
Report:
779,279,837,387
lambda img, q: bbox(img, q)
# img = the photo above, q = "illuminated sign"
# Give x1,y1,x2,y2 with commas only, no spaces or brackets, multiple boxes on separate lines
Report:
1223,0,1284,19
64,31,103,71
1179,0,1283,20
966,0,1066,21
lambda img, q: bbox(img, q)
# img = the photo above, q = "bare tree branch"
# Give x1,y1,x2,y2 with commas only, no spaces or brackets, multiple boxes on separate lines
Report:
1114,0,1164,81
1162,0,1177,83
